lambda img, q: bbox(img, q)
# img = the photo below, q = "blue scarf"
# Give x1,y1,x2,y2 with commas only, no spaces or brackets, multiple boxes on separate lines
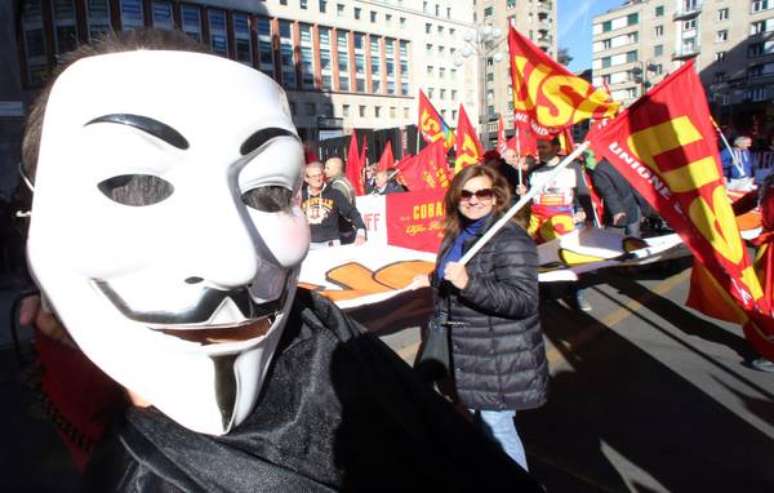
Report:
436,215,489,282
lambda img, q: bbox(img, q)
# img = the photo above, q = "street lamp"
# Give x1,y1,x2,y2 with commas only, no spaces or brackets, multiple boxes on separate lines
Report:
631,60,659,97
455,24,507,148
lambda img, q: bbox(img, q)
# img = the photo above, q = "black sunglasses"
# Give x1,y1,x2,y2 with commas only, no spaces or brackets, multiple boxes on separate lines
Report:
460,188,494,201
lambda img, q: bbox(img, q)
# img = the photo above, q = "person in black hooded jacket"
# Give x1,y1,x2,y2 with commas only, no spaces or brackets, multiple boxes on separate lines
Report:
417,165,549,471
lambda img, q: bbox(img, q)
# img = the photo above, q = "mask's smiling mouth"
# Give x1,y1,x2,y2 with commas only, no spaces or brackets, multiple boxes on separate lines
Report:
156,313,275,345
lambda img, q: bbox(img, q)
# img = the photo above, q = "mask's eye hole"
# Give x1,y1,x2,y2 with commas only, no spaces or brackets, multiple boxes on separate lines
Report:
97,174,174,206
242,186,293,212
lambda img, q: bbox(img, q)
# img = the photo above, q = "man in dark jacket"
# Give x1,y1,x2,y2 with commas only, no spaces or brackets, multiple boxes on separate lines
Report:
591,158,643,237
302,161,367,248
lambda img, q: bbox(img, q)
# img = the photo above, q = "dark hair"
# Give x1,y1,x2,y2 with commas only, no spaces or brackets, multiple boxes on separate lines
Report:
443,166,512,241
22,28,209,182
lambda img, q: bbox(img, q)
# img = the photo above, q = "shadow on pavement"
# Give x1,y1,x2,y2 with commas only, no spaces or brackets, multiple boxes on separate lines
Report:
522,298,774,492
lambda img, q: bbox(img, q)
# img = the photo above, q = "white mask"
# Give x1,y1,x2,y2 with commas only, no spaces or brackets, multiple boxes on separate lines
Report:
27,51,310,435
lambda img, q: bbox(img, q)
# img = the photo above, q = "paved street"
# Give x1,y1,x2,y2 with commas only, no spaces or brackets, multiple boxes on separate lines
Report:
381,259,774,492
1,260,773,491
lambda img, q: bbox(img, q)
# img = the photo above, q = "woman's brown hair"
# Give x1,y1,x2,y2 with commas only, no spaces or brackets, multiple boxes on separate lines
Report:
442,166,512,241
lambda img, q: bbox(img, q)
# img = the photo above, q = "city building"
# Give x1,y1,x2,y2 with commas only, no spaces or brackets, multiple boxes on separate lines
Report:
592,0,774,135
2,0,480,194
470,0,557,144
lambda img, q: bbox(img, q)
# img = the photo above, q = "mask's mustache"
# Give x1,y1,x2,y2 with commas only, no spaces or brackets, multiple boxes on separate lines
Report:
94,280,284,326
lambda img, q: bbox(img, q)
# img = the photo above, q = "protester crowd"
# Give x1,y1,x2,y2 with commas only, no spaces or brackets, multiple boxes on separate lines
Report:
7,25,774,492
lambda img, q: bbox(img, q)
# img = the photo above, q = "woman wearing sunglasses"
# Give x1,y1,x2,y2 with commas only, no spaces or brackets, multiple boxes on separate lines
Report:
420,165,548,471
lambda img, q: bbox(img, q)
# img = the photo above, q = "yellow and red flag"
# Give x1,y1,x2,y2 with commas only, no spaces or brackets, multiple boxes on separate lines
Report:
508,26,619,138
590,60,774,359
346,131,365,196
398,140,451,192
454,104,483,174
418,89,455,151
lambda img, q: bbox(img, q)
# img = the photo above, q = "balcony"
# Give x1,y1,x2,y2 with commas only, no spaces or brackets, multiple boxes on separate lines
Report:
673,46,700,59
673,5,702,20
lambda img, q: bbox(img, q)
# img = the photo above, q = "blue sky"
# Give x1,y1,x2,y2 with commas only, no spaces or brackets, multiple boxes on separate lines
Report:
558,0,624,72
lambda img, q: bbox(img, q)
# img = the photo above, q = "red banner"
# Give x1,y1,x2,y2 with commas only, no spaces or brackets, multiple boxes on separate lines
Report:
386,189,447,253
454,104,483,174
510,117,538,157
508,26,619,138
398,140,451,192
590,60,774,358
346,131,364,196
418,89,455,151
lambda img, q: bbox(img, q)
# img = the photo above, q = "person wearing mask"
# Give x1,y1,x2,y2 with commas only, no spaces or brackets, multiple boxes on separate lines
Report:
414,166,548,470
302,161,366,248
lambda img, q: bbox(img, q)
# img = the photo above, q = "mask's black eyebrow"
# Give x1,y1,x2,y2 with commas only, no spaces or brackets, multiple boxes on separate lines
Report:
240,127,296,156
85,114,189,150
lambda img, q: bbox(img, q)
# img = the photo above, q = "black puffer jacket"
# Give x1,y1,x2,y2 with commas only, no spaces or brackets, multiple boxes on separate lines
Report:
433,215,549,411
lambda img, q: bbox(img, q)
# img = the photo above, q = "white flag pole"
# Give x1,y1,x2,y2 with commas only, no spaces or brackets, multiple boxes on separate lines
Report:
459,140,591,266
712,120,744,176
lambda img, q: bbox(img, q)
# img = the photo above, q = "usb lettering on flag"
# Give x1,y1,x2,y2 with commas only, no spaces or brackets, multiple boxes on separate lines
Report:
590,60,774,359
508,26,619,138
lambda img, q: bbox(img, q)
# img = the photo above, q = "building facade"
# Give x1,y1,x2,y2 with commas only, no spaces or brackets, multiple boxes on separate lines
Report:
473,0,557,142
592,0,774,134
4,0,481,190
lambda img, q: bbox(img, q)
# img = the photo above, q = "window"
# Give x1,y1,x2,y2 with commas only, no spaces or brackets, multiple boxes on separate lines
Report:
400,17,406,29
655,25,664,37
120,0,144,29
601,56,611,68
602,21,611,32
452,110,457,121
386,14,392,24
343,104,350,117
447,7,451,18
22,0,48,85
750,19,773,35
354,7,361,19
279,0,287,4
627,13,638,25
450,28,456,38
748,41,774,57
401,82,409,95
718,8,729,21
426,43,433,55
751,1,771,13
319,0,327,12
257,17,273,77
439,67,445,78
233,13,252,65
425,23,431,34
375,106,382,118
440,89,446,99
484,6,493,18
180,4,201,42
357,79,366,92
450,68,457,79
451,90,458,100
602,38,612,49
322,75,332,90
322,104,333,117
507,0,516,7
389,107,396,119
208,9,228,56
337,4,344,16
684,19,696,30
716,30,728,42
359,105,366,117
403,107,410,119
655,5,664,16
150,1,173,30
626,50,637,63
654,44,663,57
51,0,79,55
427,65,433,76
300,0,307,9
370,11,377,22
716,50,727,61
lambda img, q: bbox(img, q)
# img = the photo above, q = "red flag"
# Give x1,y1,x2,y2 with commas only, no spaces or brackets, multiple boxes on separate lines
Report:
590,60,774,359
418,89,455,151
511,116,538,156
399,140,451,192
454,104,483,174
557,127,575,155
378,140,395,171
346,131,364,196
508,26,619,138
497,115,508,156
